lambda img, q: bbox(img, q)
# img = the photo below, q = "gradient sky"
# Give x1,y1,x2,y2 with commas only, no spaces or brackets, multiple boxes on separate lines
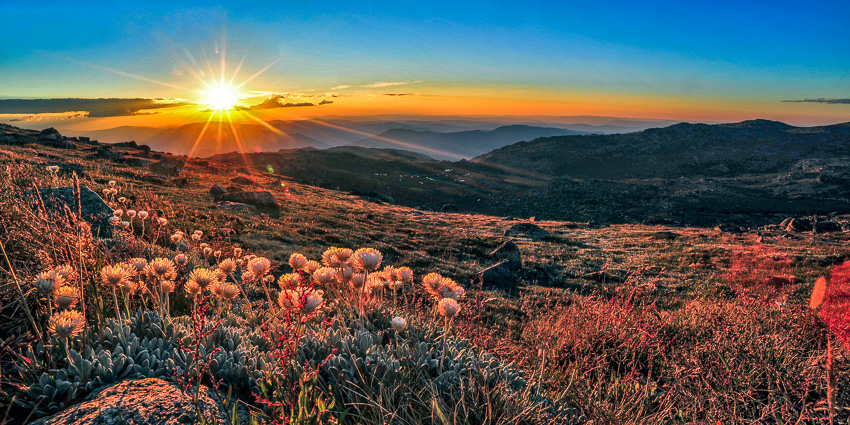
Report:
1,0,849,127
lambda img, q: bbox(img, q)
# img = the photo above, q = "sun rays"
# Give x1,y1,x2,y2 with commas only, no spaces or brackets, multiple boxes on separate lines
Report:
53,32,460,161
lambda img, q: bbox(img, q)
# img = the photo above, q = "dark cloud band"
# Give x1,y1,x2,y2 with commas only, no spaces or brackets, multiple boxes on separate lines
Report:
781,98,850,104
0,98,188,117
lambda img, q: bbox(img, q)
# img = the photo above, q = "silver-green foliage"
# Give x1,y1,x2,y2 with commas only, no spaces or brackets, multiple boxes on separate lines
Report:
23,309,579,423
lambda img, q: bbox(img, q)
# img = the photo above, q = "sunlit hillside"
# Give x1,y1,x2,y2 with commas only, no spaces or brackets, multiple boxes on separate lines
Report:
1,125,849,424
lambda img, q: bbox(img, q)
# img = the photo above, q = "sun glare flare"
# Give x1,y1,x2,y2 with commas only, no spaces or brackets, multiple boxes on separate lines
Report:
203,83,239,111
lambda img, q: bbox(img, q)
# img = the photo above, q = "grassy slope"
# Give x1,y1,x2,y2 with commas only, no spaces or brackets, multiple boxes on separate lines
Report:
2,135,850,423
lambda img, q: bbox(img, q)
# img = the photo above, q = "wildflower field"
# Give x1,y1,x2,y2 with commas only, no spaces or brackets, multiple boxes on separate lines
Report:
1,140,849,424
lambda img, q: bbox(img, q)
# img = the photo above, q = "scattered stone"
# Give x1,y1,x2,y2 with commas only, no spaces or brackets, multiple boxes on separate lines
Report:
167,177,189,187
31,378,227,425
231,176,254,185
479,260,519,290
504,222,551,241
210,185,227,196
785,217,812,232
489,240,522,271
149,157,185,176
112,140,138,148
215,191,278,210
89,146,124,160
216,201,258,214
441,204,459,213
814,220,842,233
33,185,113,238
714,223,742,233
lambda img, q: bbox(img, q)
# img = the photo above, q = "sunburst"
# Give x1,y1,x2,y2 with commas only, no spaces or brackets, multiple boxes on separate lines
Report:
59,32,461,162
202,81,239,111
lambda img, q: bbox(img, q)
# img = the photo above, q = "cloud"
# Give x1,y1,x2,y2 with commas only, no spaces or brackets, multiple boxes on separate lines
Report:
0,98,189,118
360,80,422,88
247,95,287,109
331,85,351,90
383,93,413,96
781,98,850,104
244,95,336,110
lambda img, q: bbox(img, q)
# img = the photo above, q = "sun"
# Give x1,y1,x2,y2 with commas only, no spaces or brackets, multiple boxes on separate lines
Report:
203,83,239,111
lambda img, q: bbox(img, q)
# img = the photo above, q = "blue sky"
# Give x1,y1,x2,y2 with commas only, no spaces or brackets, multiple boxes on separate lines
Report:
1,1,848,124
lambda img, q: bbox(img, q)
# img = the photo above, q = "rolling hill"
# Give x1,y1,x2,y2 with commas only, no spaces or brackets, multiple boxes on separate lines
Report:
214,119,850,227
352,125,590,159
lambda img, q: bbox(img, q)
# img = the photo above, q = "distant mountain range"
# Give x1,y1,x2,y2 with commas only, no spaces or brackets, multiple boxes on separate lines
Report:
77,116,677,157
213,119,850,227
351,125,589,160
473,119,850,179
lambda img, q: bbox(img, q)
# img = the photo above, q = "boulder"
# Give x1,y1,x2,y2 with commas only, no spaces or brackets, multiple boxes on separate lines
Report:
31,378,227,425
149,158,185,176
230,176,254,185
217,201,258,214
441,204,459,213
479,260,519,290
814,220,843,234
489,240,522,271
210,185,227,196
714,223,743,233
38,128,74,148
504,222,551,241
215,191,277,210
112,140,138,148
37,127,62,141
89,146,124,160
785,217,812,232
34,185,113,238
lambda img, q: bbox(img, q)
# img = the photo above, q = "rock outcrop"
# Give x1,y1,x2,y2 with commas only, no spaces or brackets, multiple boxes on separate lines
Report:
479,260,518,291
34,185,113,238
217,201,259,214
215,191,278,210
31,378,228,425
489,240,522,271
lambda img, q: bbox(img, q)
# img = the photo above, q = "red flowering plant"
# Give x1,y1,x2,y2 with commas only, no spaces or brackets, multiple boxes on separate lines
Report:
254,267,338,424
818,263,850,347
810,262,850,424
724,244,796,306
